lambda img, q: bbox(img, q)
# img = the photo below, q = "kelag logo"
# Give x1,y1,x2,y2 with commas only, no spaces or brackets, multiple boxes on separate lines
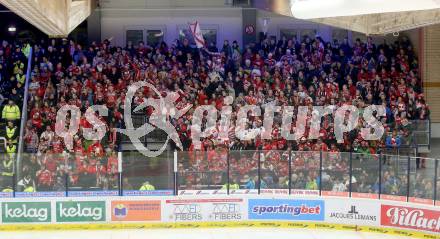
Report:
56,201,105,222
2,202,51,223
248,199,324,221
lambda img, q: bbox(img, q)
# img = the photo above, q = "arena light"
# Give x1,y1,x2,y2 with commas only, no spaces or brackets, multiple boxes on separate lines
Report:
290,0,440,19
8,26,16,32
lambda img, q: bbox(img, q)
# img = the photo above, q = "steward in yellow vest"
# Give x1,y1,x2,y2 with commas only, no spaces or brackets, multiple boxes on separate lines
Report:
5,121,18,144
2,100,20,121
221,183,240,190
139,181,155,191
0,157,13,177
5,143,16,160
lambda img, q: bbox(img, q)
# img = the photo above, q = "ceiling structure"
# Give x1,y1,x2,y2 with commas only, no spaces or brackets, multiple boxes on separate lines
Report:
255,0,440,35
2,0,440,36
0,0,95,37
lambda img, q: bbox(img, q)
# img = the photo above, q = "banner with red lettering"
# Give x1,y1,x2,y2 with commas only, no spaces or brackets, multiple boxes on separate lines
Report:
381,205,440,233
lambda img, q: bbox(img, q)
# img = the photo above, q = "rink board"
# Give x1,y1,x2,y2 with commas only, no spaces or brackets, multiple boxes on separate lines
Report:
0,195,438,239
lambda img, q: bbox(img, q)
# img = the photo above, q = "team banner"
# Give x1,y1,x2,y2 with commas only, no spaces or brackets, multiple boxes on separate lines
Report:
381,204,440,233
325,198,379,226
164,198,246,222
111,200,161,221
1,202,51,223
248,199,324,221
56,201,106,222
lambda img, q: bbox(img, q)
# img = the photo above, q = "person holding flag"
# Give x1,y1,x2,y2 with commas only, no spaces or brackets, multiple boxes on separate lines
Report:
188,21,205,49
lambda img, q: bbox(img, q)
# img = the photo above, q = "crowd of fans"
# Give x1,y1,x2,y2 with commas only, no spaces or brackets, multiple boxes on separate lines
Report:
0,32,432,195
0,40,28,192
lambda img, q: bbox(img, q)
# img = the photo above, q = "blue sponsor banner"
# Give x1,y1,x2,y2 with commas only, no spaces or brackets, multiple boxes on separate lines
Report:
68,190,119,197
0,192,12,198
122,190,174,196
248,199,325,221
15,191,65,197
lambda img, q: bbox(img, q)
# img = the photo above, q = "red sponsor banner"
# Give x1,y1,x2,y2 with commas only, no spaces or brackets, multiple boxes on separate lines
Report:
381,204,440,233
351,192,379,199
408,197,434,206
380,194,407,202
111,200,161,221
321,191,349,197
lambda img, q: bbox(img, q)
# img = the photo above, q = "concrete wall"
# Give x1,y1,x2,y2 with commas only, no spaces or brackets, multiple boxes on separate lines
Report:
100,8,243,48
100,7,421,50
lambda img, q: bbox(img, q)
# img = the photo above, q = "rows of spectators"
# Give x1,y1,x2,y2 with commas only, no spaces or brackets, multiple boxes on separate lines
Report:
0,33,431,193
0,41,28,192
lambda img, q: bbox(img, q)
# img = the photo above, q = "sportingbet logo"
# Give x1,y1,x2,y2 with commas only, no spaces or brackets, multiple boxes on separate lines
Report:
381,205,440,233
252,204,321,216
2,202,51,223
248,199,324,221
56,201,105,222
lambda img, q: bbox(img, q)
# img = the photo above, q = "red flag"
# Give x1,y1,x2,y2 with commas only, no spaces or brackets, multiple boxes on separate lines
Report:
189,21,205,48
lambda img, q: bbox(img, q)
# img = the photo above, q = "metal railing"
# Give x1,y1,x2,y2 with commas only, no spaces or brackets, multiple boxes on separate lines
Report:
0,149,438,206
16,46,33,184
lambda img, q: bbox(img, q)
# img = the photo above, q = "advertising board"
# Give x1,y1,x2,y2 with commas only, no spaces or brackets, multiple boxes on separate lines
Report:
164,198,246,222
325,199,379,226
1,202,51,223
56,201,106,222
381,204,440,233
111,200,161,221
248,199,324,221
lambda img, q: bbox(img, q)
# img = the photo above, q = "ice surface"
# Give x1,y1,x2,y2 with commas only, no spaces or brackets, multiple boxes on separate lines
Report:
0,228,415,239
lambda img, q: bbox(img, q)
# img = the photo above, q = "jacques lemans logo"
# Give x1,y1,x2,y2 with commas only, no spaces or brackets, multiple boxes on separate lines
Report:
348,205,359,214
2,202,51,223
330,205,377,222
56,201,105,222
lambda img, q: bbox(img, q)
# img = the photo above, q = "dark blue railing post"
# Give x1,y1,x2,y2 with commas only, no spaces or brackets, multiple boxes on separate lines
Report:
65,173,69,197
319,151,323,196
288,149,292,195
406,156,411,202
349,152,353,197
16,46,33,183
12,170,16,198
173,150,178,196
258,148,261,194
379,152,382,199
226,150,230,195
433,159,438,205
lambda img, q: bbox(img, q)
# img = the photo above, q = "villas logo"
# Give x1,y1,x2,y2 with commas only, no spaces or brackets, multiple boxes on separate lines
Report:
111,200,161,221
113,204,128,218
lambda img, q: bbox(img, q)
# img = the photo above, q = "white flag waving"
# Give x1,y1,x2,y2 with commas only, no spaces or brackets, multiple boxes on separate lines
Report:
189,21,205,48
